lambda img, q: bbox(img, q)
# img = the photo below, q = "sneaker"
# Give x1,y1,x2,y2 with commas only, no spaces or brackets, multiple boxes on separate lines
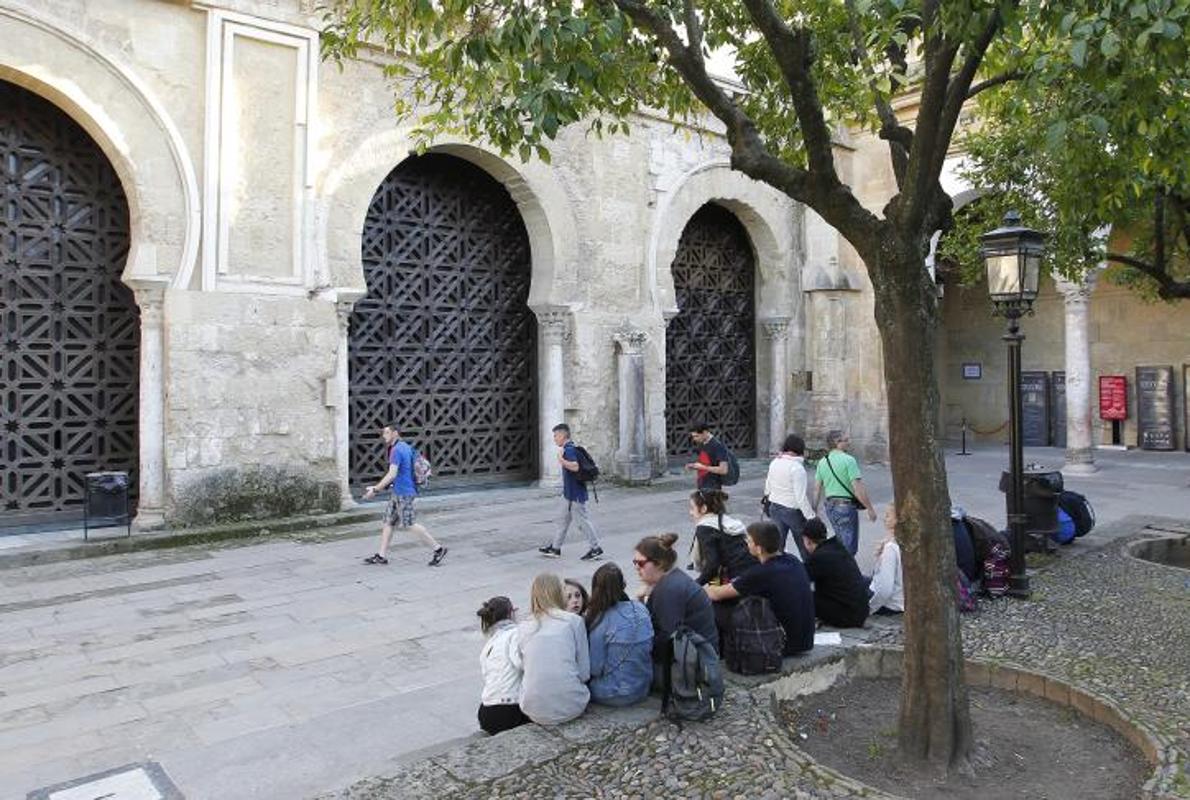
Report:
364,554,389,565
428,546,448,567
538,545,561,558
579,547,604,562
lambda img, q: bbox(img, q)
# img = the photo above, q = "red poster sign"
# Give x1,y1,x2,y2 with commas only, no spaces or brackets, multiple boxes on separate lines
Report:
1098,375,1128,420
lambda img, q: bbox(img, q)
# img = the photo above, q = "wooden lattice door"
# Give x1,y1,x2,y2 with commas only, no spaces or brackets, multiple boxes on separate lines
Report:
665,203,757,457
0,81,139,522
349,154,537,490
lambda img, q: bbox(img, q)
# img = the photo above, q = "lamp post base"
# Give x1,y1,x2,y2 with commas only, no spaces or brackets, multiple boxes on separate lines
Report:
1008,572,1032,599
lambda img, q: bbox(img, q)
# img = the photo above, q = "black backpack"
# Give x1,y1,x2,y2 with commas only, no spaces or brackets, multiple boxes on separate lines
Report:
573,445,599,483
724,596,785,675
1058,490,1095,538
722,447,741,486
663,625,725,721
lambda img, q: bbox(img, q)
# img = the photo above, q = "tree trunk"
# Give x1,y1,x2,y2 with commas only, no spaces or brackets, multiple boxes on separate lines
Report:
869,232,973,771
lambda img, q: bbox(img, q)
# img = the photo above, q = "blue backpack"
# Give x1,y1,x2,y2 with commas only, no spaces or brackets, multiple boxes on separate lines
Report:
1052,508,1077,545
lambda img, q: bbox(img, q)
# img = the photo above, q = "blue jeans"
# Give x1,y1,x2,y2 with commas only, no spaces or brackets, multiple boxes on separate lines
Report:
824,498,860,556
769,503,808,561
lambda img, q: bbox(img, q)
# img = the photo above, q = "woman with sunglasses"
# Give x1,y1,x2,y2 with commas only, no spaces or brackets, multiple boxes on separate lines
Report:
689,489,757,587
633,533,718,687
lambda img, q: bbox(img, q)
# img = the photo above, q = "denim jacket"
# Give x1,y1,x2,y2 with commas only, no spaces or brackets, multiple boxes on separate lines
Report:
587,600,654,706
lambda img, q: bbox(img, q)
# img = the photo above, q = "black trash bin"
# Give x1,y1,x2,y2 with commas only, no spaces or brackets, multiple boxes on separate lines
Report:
84,471,132,540
999,469,1064,552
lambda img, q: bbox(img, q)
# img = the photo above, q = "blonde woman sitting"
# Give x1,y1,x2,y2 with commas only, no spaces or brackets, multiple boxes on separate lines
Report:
517,573,591,725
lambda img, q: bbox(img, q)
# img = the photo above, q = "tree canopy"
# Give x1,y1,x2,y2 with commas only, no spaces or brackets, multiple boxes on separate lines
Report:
940,0,1190,299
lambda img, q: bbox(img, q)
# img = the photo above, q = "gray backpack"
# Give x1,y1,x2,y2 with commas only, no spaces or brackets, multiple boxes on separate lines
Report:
663,625,725,721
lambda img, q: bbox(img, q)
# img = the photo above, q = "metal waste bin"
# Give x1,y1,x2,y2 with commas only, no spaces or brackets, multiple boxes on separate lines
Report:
999,468,1063,552
84,471,132,540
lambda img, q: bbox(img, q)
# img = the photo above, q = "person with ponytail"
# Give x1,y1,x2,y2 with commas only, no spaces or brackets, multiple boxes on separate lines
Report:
688,489,756,586
475,596,528,735
633,533,718,686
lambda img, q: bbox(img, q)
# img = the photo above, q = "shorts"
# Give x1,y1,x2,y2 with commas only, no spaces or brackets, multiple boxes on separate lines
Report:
383,495,416,528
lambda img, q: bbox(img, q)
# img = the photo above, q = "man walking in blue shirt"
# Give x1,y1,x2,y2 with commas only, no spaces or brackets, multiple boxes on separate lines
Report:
539,423,603,561
363,424,448,566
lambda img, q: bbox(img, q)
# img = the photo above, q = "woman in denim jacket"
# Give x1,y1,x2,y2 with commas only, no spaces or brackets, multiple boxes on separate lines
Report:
584,563,654,706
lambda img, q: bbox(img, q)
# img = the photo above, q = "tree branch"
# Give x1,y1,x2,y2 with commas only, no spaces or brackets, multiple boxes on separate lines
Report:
966,70,1024,99
736,0,841,185
608,0,881,246
1104,252,1190,299
843,0,912,188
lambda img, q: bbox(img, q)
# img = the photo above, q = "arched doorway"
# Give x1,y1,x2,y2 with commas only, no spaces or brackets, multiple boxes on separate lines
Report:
348,153,537,490
665,203,757,457
0,80,139,523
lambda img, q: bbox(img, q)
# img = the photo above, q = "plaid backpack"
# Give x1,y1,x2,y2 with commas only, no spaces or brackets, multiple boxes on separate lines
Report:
724,596,785,675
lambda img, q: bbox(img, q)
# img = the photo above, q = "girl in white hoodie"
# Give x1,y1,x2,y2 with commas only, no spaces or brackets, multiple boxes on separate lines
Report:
476,596,528,735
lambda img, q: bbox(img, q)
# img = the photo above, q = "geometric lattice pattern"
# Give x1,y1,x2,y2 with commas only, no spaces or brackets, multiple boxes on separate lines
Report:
349,154,536,490
665,203,756,457
0,81,139,521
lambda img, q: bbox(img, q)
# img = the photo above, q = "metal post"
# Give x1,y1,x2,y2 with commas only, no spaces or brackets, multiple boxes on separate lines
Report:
957,416,971,456
1004,310,1031,597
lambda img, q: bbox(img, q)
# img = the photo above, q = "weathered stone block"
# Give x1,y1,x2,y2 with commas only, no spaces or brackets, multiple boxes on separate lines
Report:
169,465,339,527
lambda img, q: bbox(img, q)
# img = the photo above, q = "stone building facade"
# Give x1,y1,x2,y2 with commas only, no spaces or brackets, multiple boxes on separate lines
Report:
3,0,1182,530
0,0,888,529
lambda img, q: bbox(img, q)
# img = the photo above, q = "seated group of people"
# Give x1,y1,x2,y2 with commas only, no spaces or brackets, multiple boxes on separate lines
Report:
475,499,886,736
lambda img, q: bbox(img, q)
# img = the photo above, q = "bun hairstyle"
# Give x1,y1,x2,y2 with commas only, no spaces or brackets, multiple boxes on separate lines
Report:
635,533,680,571
476,596,514,633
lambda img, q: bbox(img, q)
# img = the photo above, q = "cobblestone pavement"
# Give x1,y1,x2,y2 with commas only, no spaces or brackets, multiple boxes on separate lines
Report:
1,447,1186,799
332,518,1190,800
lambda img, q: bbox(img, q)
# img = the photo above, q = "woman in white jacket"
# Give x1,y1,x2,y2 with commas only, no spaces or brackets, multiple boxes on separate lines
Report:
476,596,529,734
518,573,590,725
764,433,816,560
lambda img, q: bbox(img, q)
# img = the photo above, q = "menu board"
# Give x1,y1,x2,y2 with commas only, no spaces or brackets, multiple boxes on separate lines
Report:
1050,372,1066,449
1098,375,1127,420
1136,366,1175,450
1021,371,1051,447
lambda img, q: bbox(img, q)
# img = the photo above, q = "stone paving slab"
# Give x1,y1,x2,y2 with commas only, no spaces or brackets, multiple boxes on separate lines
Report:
0,447,1186,800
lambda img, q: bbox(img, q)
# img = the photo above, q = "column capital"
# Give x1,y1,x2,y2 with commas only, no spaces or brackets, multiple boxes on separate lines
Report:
1053,269,1098,303
761,317,792,340
134,287,166,326
535,307,572,344
334,299,355,333
612,325,649,355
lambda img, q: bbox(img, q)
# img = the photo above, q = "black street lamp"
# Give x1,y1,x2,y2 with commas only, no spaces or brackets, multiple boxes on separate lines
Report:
981,210,1045,599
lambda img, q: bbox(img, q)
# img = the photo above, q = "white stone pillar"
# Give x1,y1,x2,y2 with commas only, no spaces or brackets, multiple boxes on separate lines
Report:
613,326,651,482
132,284,167,531
536,308,570,486
1055,272,1099,473
334,300,357,507
762,317,792,454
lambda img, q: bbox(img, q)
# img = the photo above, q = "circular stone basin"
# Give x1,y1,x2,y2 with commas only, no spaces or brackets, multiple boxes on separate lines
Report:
1128,534,1190,569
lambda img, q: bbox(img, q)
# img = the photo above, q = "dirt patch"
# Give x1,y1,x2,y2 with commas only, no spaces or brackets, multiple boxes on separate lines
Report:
781,677,1149,800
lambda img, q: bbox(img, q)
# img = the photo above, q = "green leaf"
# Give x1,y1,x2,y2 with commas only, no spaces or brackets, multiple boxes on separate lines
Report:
1071,38,1088,67
1101,30,1121,57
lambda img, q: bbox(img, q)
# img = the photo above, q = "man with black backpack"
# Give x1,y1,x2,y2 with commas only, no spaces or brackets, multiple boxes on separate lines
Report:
538,423,603,561
684,422,738,491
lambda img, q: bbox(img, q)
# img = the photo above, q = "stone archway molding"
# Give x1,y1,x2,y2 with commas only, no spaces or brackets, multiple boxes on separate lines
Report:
316,129,581,489
316,128,579,308
649,160,796,320
0,4,200,287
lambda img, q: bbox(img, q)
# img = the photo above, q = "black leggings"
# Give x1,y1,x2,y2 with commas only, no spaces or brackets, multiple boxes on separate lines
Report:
478,703,529,735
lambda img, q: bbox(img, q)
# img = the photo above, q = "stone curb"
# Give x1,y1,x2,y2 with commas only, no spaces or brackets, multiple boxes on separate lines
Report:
821,646,1184,800
320,639,1184,800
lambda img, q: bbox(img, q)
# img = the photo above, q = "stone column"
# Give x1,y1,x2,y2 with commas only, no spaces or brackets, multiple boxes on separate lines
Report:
536,308,570,486
613,326,651,482
762,317,792,454
132,284,167,531
1055,272,1099,473
334,300,358,507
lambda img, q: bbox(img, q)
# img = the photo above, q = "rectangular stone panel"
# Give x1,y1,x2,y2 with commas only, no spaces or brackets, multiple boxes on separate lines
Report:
1020,370,1050,446
1136,365,1175,450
